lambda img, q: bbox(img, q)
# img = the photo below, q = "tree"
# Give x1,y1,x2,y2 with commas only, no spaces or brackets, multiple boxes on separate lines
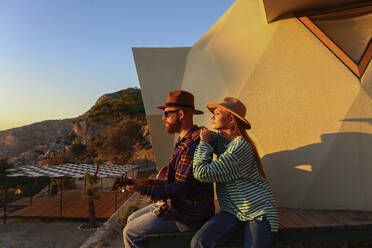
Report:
88,88,145,123
83,165,100,228
0,156,13,190
70,141,87,157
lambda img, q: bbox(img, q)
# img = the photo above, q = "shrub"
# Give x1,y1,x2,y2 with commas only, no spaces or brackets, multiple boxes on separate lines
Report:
70,141,87,157
118,203,140,227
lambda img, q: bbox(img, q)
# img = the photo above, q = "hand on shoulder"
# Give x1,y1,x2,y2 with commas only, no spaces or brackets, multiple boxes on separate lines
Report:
200,128,211,142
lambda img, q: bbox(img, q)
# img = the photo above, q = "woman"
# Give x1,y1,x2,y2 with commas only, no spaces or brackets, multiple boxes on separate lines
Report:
191,97,278,248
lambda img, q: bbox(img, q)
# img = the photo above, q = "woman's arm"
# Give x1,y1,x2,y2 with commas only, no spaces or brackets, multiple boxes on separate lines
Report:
193,138,255,183
199,128,227,156
210,131,227,156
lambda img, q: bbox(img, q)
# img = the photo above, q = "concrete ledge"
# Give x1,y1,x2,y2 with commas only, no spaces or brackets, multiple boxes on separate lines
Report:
143,226,372,248
80,192,140,248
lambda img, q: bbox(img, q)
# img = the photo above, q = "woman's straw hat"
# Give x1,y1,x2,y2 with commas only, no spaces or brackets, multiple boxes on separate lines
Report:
206,97,251,129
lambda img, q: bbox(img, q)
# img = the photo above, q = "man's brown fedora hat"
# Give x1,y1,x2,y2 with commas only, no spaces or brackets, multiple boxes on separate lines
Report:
156,90,204,115
206,97,251,129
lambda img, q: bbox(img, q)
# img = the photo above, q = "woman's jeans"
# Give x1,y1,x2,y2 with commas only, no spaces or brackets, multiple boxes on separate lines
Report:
191,211,273,248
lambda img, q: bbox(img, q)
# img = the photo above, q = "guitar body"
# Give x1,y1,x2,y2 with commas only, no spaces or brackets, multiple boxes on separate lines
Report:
156,166,168,180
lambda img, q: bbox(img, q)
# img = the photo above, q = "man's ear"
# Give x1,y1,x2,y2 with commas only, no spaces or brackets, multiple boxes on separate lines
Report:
178,109,185,120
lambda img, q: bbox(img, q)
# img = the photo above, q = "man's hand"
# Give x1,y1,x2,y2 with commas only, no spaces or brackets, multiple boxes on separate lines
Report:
125,177,143,193
200,128,211,142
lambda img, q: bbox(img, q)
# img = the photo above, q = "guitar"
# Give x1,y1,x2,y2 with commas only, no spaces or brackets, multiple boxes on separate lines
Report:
112,166,168,192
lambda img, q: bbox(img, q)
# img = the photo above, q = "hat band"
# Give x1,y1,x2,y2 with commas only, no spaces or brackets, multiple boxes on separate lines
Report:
165,102,195,109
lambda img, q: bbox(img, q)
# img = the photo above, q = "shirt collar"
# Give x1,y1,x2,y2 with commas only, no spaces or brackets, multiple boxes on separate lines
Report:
176,125,199,143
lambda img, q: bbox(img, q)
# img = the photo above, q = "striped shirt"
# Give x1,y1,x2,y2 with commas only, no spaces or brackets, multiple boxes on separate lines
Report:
193,133,278,232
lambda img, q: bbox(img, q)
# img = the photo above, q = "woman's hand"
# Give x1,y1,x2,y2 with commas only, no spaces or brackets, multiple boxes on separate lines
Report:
200,128,211,142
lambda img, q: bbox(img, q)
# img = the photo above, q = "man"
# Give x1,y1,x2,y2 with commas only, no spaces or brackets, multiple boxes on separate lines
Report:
123,90,215,248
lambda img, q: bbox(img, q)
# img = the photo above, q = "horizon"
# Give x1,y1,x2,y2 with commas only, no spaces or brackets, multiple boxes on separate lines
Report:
0,0,235,131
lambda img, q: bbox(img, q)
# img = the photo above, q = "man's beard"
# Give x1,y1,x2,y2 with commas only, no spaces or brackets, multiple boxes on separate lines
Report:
165,117,182,134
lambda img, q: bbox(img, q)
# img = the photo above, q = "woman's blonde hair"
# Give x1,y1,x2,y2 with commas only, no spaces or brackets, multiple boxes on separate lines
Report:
232,116,267,179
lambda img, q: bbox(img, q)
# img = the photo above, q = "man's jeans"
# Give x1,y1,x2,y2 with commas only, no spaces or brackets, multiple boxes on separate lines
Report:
123,203,181,248
191,211,273,248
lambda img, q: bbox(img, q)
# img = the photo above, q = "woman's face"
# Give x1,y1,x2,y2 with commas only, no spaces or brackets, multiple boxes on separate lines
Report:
211,107,232,130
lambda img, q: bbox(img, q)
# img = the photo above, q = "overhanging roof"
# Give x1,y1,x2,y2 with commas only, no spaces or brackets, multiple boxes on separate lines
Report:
6,164,138,178
259,0,367,23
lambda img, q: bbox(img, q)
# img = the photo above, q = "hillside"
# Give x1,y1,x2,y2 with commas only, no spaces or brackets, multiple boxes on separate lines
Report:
0,88,154,167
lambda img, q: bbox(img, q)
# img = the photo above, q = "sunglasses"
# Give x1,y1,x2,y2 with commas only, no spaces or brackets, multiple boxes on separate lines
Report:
163,109,179,117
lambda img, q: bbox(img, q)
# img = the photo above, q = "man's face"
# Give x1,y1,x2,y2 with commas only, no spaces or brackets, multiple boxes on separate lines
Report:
162,108,182,134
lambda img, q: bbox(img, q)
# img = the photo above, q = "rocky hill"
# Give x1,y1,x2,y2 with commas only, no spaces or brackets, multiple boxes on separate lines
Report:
0,119,74,159
0,88,154,167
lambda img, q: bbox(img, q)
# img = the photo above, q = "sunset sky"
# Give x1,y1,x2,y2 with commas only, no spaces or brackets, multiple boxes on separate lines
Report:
0,0,235,130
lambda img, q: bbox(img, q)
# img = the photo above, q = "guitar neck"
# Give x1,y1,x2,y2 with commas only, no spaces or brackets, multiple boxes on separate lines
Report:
112,175,163,192
136,178,157,184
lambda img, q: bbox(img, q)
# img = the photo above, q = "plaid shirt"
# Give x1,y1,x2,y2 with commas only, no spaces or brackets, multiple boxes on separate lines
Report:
140,125,214,229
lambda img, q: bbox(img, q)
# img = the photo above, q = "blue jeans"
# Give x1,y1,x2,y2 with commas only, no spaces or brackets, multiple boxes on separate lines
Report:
191,211,273,248
123,203,181,248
